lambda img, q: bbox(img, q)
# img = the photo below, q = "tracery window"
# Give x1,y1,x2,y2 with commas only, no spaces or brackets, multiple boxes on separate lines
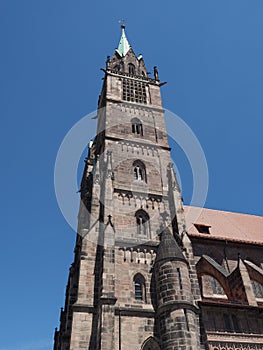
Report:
135,210,150,236
201,275,226,297
210,276,225,295
133,160,146,182
131,117,143,136
251,280,263,298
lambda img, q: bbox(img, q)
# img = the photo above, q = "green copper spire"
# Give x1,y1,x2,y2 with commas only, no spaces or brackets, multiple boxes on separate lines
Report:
116,25,131,57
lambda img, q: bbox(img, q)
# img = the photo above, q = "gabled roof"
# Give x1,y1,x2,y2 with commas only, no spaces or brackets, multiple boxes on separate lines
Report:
184,206,263,244
116,25,131,57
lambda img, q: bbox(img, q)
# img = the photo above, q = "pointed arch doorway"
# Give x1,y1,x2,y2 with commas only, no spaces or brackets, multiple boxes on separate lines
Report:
141,336,160,350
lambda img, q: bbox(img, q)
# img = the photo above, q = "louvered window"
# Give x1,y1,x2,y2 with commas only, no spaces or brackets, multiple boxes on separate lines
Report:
123,79,147,104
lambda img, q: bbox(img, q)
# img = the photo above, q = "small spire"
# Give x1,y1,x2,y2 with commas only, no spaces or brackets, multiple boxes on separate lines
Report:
116,21,131,57
155,227,186,263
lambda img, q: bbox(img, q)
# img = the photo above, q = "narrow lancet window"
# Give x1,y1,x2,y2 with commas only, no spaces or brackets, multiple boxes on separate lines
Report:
177,268,183,290
133,160,146,182
128,63,135,75
133,274,146,302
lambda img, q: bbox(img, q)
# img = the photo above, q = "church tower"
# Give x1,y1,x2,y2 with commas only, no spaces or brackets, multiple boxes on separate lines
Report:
54,25,205,350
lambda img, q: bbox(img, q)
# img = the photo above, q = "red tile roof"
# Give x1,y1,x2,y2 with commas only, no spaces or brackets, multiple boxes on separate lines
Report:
183,206,263,244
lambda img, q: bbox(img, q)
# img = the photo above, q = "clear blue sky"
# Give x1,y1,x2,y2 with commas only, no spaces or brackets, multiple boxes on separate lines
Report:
1,1,263,349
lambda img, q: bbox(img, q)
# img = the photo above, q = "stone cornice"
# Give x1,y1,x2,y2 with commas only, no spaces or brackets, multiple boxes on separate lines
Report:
72,303,95,313
115,239,159,249
106,98,165,113
199,300,263,311
105,69,157,84
207,331,263,344
157,300,200,316
105,135,171,151
72,303,156,318
114,306,155,318
114,188,166,200
189,233,263,247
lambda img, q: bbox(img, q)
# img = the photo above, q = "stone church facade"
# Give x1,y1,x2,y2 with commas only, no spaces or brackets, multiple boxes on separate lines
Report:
53,26,263,350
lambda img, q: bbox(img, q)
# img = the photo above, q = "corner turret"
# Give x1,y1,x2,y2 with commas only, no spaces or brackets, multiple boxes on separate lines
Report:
154,227,202,349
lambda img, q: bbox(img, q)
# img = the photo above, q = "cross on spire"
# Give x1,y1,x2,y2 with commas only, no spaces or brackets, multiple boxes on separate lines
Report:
118,19,125,29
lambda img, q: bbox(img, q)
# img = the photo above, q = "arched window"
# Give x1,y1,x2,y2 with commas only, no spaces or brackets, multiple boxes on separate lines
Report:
201,275,227,298
128,63,135,75
135,210,150,236
133,273,146,301
210,276,225,295
131,117,143,136
251,280,263,298
141,336,160,350
133,160,146,182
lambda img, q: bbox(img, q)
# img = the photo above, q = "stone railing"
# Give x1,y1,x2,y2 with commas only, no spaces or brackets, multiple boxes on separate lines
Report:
207,331,263,349
107,69,156,83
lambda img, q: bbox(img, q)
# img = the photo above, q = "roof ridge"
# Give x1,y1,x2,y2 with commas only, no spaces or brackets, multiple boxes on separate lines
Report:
184,205,263,219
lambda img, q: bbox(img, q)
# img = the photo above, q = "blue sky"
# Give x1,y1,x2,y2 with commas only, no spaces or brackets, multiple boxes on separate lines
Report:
1,1,263,349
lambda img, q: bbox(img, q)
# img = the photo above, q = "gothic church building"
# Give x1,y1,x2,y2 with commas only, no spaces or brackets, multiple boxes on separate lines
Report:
53,26,263,350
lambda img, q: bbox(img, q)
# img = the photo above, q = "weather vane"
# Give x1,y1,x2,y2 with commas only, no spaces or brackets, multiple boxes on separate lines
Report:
118,19,125,28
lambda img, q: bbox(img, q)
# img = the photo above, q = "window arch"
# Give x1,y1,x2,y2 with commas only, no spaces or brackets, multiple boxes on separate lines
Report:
133,160,146,182
135,209,150,237
141,336,160,350
128,63,135,75
133,273,146,301
131,117,143,136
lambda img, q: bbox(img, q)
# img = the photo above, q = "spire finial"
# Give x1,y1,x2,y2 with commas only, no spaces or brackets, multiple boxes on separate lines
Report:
116,20,131,57
118,19,125,29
